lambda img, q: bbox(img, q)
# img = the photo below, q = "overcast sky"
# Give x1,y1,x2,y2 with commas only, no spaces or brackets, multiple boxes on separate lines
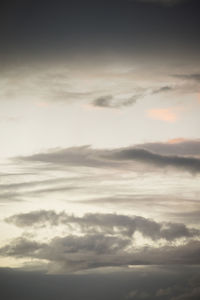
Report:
0,0,200,299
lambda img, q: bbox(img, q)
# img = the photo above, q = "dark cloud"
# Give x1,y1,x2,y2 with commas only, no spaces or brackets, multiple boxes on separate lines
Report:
0,266,199,300
135,139,200,156
3,210,200,272
17,144,200,174
0,238,45,258
174,74,200,82
111,148,200,173
1,235,200,272
92,86,173,108
6,211,200,241
93,94,140,108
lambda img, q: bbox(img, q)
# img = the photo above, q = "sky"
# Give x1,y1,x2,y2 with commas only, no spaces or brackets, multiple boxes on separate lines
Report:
0,0,200,299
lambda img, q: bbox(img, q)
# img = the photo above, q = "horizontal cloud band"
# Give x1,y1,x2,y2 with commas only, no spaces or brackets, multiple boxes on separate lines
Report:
17,142,200,173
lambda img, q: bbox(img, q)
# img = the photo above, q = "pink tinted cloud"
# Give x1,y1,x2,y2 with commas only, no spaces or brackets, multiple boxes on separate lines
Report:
167,138,187,144
147,108,178,122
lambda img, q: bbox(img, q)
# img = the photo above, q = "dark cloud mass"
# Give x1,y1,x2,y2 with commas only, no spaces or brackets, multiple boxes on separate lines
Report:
1,211,200,272
1,235,200,272
0,266,199,300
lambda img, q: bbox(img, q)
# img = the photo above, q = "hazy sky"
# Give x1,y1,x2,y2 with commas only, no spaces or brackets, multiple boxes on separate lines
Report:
0,0,200,299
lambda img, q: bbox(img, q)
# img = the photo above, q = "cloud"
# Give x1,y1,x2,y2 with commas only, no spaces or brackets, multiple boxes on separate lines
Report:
0,177,80,202
174,74,200,82
0,266,199,300
152,86,173,94
6,211,200,241
93,94,140,108
1,235,200,272
135,139,200,156
92,86,173,109
171,287,200,300
147,108,178,122
16,144,200,174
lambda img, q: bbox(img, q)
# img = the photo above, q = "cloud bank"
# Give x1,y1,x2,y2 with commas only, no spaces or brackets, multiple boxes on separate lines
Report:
17,143,200,174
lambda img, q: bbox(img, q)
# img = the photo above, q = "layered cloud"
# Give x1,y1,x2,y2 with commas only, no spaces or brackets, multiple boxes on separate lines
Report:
17,143,200,173
1,210,199,272
0,265,199,300
1,234,200,272
135,139,200,156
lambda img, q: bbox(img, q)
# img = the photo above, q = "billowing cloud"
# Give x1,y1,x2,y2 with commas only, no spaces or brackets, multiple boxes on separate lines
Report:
6,211,200,241
1,235,200,272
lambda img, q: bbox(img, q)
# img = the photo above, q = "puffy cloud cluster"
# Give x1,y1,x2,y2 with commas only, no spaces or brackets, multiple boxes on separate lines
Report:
1,210,200,272
6,211,200,241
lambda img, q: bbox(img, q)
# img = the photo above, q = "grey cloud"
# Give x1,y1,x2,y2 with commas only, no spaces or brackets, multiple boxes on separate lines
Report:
1,236,200,272
6,211,200,241
93,95,113,108
93,94,139,108
0,238,45,258
0,177,70,191
170,210,200,225
111,147,200,173
0,234,131,272
0,266,199,300
17,144,200,173
0,177,80,202
171,287,200,300
174,74,200,82
92,86,172,108
152,86,173,94
135,139,200,156
0,191,21,203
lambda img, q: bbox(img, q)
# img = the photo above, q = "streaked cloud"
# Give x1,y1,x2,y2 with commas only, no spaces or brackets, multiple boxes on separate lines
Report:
17,144,200,173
